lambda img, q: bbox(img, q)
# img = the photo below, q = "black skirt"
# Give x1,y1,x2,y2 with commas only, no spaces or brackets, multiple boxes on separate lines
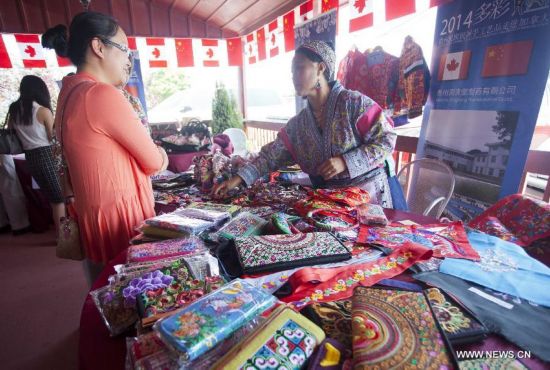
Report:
25,145,63,203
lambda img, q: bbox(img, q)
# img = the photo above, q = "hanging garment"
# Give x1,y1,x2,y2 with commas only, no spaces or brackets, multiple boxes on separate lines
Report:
439,230,550,308
398,36,430,118
336,48,366,92
363,48,400,110
414,271,550,362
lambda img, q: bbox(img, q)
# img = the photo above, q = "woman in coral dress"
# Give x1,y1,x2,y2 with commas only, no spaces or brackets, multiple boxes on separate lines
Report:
44,12,168,282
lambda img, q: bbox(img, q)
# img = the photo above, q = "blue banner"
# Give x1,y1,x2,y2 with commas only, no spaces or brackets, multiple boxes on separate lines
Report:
417,0,550,221
125,50,147,115
294,9,337,49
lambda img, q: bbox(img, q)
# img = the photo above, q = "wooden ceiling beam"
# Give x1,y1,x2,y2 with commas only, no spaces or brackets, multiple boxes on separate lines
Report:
205,0,229,22
220,0,261,31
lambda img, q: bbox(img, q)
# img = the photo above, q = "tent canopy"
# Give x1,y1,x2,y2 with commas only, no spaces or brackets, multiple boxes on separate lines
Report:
0,0,300,38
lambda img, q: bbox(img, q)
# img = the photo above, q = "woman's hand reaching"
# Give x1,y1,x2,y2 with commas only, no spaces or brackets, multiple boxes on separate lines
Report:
211,175,244,199
318,155,347,180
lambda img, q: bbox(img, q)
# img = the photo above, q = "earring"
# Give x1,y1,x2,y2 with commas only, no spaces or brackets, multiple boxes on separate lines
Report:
315,79,321,90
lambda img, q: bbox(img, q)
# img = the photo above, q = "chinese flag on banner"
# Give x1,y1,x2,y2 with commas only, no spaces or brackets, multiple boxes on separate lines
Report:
146,38,167,68
283,10,295,52
0,35,12,68
56,56,72,67
267,19,282,58
127,37,137,50
175,38,194,67
385,0,415,21
350,0,374,32
226,37,243,66
256,28,267,61
299,0,314,23
201,39,220,67
245,33,258,64
482,40,533,77
15,34,46,68
430,0,454,7
321,0,339,13
438,50,471,80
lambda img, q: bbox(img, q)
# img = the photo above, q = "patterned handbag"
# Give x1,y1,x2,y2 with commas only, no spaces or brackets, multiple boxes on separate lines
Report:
351,286,457,369
212,306,325,370
0,115,23,154
235,232,351,274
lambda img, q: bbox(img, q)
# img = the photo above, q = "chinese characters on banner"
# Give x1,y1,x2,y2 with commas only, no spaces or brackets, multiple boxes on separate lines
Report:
416,0,550,222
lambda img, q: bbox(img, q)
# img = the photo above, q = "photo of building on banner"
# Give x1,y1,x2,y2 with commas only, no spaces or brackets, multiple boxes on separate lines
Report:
416,0,550,222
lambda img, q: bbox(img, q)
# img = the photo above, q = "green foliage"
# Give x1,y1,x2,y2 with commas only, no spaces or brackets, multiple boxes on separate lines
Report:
492,111,519,147
145,69,189,108
211,82,242,135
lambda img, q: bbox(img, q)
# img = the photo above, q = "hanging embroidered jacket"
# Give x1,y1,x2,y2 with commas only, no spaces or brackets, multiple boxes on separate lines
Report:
336,49,366,93
237,82,397,207
398,37,430,118
363,48,400,110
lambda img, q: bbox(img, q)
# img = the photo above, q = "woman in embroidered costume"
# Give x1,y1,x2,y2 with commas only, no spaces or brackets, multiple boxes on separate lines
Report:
213,41,405,209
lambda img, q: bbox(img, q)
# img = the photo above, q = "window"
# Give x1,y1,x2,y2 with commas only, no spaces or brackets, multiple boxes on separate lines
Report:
491,156,496,163
502,155,508,165
499,169,505,177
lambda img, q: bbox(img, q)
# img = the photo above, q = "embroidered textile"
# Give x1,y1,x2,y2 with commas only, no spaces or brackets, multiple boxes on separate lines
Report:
426,287,488,344
397,37,430,118
357,203,388,226
414,271,550,362
458,358,528,370
155,279,276,361
237,82,396,207
127,237,205,263
281,241,433,309
440,230,550,307
302,300,353,348
217,212,268,240
145,209,214,235
212,307,325,370
358,221,480,261
469,194,550,247
186,202,241,217
352,287,455,369
363,49,400,110
235,232,351,274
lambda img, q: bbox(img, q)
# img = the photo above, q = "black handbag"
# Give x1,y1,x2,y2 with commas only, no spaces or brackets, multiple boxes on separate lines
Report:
0,115,23,154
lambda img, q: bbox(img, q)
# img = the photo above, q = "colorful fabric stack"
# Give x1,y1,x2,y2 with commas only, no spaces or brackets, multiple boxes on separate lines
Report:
144,208,216,235
126,237,206,263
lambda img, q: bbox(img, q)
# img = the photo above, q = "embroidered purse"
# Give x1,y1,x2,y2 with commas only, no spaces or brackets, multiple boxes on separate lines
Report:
212,306,325,370
425,287,488,345
235,232,351,274
217,212,268,240
352,286,457,369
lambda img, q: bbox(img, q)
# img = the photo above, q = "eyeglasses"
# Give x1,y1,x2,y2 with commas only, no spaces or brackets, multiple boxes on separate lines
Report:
99,37,133,62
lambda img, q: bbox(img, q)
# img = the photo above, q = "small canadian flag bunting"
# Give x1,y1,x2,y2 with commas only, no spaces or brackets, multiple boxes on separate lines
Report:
245,33,258,64
0,35,13,68
267,19,282,58
298,0,314,24
201,39,220,67
349,0,374,32
146,38,167,68
15,34,46,68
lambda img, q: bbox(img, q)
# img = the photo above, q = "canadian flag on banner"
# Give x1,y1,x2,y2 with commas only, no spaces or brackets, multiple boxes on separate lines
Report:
245,33,258,64
267,19,282,58
0,35,13,68
298,0,314,24
256,28,267,61
438,50,472,80
15,34,46,68
201,39,220,67
349,0,374,32
283,10,295,52
385,0,416,21
175,38,194,67
146,38,167,68
226,37,243,66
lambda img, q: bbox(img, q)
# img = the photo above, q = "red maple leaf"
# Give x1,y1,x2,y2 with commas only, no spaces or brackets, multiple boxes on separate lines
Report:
271,33,276,45
446,58,459,71
248,44,253,55
152,47,160,59
24,45,36,58
354,0,366,13
206,48,214,59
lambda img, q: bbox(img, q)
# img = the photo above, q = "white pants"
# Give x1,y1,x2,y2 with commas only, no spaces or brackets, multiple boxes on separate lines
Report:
0,155,30,230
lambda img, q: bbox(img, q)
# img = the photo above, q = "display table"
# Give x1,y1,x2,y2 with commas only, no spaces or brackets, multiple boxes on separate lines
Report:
78,208,548,370
167,150,208,173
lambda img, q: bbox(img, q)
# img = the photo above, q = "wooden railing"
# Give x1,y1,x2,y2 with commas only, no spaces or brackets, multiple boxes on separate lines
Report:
244,121,550,202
